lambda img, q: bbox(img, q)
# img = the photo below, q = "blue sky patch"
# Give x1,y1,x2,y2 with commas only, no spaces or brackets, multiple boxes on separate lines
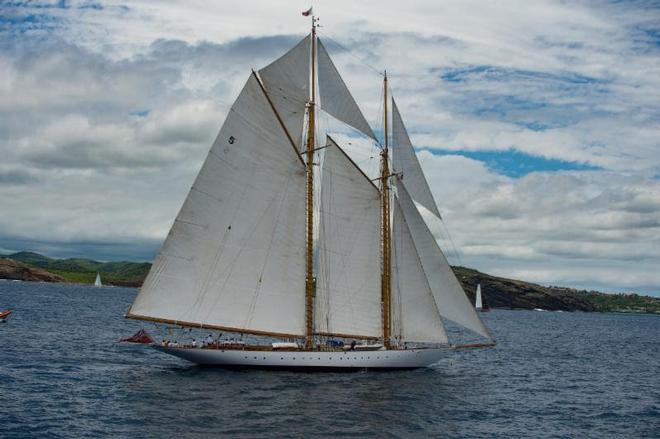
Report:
438,65,603,85
423,148,601,178
130,109,150,118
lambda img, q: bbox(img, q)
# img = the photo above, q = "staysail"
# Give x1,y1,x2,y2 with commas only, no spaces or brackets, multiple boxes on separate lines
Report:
391,198,449,344
258,35,311,150
315,137,382,338
392,99,442,219
395,179,492,340
127,75,307,337
317,39,377,141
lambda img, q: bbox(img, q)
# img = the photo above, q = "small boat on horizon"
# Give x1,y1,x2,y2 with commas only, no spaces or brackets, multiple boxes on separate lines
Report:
94,273,103,287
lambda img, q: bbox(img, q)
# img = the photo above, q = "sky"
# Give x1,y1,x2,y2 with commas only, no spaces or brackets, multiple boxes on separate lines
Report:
0,0,659,295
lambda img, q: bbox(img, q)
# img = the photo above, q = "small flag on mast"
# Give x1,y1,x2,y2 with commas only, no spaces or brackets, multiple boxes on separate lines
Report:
302,7,313,16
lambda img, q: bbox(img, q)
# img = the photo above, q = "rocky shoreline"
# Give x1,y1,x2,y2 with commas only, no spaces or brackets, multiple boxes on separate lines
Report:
0,258,66,283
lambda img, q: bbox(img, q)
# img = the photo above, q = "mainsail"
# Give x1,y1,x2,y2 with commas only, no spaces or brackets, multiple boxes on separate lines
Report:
94,273,102,287
392,99,442,219
395,179,492,340
391,198,449,344
317,39,377,141
475,284,483,309
128,75,307,337
316,137,382,338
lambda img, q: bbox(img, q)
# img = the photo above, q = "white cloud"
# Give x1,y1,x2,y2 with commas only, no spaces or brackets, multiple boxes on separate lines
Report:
0,0,658,294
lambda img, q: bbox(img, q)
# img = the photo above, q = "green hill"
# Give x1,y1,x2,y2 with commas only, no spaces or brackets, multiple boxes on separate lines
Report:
4,251,150,287
2,252,658,313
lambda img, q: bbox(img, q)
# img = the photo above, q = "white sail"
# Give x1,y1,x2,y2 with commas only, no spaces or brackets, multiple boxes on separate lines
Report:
317,39,377,141
395,180,492,340
128,75,307,337
315,136,382,338
94,273,102,287
392,99,442,219
258,35,310,150
392,199,449,344
475,284,483,309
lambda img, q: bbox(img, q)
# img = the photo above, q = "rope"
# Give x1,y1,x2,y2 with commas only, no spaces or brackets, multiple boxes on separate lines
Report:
316,30,385,78
439,216,464,267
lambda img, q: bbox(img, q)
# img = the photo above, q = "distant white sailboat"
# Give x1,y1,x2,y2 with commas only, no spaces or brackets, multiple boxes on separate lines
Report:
125,16,495,370
475,283,489,312
94,273,102,287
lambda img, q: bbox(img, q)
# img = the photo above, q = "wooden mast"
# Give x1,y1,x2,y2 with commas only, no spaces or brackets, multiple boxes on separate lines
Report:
381,72,392,348
304,17,317,349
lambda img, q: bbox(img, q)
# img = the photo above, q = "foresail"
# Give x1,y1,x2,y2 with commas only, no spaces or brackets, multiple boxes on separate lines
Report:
258,35,310,150
392,198,449,344
395,179,492,341
316,136,382,338
128,75,307,337
392,99,442,219
317,39,377,141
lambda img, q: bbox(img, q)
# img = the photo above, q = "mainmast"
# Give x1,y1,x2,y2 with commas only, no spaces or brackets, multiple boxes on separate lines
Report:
304,17,317,349
381,72,392,348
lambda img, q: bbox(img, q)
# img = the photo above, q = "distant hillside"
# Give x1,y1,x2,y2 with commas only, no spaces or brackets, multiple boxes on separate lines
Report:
454,266,659,314
1,252,658,313
4,252,150,287
0,257,66,283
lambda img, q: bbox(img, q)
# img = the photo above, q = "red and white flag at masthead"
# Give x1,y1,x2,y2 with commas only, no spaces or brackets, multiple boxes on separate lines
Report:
302,7,313,16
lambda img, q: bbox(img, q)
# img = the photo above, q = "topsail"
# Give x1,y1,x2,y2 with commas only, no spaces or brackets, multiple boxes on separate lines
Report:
259,35,311,150
317,39,377,141
392,99,442,219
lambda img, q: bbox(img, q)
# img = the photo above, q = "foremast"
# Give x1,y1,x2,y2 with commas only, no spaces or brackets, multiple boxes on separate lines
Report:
381,72,392,348
304,17,317,349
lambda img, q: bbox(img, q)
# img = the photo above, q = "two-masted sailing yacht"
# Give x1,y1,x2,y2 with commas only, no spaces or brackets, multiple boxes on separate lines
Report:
125,17,495,369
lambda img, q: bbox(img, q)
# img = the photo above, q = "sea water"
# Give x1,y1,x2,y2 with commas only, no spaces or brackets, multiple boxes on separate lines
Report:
0,281,658,438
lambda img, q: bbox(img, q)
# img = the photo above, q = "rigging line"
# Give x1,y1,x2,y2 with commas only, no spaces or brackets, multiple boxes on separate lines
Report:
315,30,386,149
315,29,384,77
372,81,385,153
182,154,255,322
439,217,465,267
184,118,296,325
241,170,298,332
318,107,380,149
202,177,289,327
319,169,333,334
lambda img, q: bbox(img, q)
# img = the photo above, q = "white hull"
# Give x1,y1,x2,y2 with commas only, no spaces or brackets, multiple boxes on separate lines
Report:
153,345,450,370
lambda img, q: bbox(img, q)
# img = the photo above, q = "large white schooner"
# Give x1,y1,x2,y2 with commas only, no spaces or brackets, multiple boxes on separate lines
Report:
126,18,495,369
